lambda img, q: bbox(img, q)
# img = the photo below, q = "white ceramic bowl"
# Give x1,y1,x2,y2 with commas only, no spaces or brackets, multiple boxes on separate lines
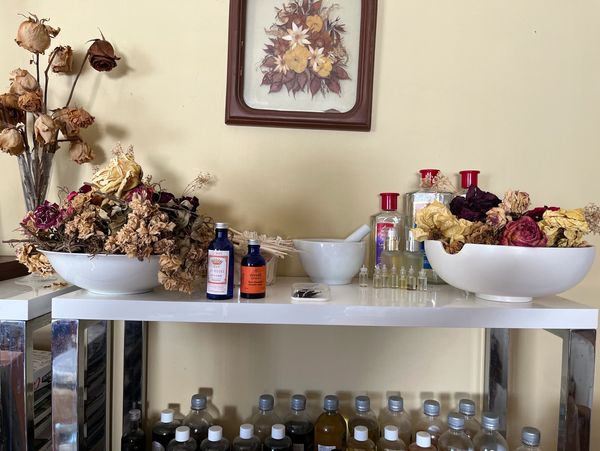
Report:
424,240,596,302
293,239,366,285
41,251,160,295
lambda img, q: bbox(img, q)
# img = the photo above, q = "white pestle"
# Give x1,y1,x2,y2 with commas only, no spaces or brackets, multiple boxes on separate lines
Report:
344,224,371,242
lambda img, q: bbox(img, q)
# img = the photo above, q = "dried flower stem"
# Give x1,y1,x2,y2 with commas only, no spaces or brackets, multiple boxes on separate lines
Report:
65,50,89,107
43,50,58,113
35,54,40,84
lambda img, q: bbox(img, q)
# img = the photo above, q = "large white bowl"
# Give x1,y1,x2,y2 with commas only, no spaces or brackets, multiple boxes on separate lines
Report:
425,240,595,302
41,251,160,295
293,239,366,285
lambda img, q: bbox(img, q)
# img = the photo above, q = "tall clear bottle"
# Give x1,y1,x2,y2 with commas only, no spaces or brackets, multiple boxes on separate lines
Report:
168,426,198,451
207,222,235,300
348,395,379,443
201,426,230,451
379,395,412,446
382,228,403,271
437,413,474,451
369,193,403,271
121,408,145,451
284,394,314,451
252,394,282,443
233,424,262,451
183,394,214,444
457,399,480,440
153,409,180,450
415,400,446,446
264,424,293,451
472,412,508,451
377,425,407,451
347,425,376,451
409,432,437,451
515,427,541,451
314,395,347,451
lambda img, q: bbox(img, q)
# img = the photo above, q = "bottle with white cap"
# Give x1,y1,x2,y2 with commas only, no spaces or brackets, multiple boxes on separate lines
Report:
348,395,379,443
251,394,282,442
347,425,376,451
167,426,198,450
121,408,145,451
515,427,541,451
457,399,480,440
200,425,230,451
207,222,235,300
472,412,508,451
184,394,214,444
263,424,293,451
415,400,446,446
437,413,474,451
152,409,180,450
377,425,407,451
284,394,314,451
314,395,347,451
379,395,413,446
408,432,436,451
233,424,261,451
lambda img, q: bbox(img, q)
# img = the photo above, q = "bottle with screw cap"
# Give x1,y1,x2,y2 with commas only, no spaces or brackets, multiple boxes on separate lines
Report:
284,394,314,451
200,425,230,451
379,396,412,447
457,399,480,440
369,192,403,271
382,228,403,273
153,409,181,450
415,400,446,446
251,394,282,443
264,424,293,451
241,239,267,299
183,394,214,444
472,412,507,451
515,427,541,451
378,425,408,451
437,413,474,451
348,425,376,451
409,431,437,451
348,395,379,443
233,424,261,451
359,265,369,287
207,222,235,300
314,395,347,451
168,426,198,450
121,409,145,451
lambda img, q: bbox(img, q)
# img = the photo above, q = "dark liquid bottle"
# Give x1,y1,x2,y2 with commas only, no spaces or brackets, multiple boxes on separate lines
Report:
233,424,261,451
207,222,235,300
314,395,346,451
153,409,180,450
284,394,314,451
263,424,293,451
240,240,266,299
121,409,145,451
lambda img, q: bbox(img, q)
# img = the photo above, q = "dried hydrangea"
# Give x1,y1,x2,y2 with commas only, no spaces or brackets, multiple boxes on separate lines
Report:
539,208,590,247
15,243,54,277
64,204,105,240
501,190,531,216
584,203,600,235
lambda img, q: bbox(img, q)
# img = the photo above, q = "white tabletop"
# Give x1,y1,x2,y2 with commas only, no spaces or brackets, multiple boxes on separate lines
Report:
51,277,598,329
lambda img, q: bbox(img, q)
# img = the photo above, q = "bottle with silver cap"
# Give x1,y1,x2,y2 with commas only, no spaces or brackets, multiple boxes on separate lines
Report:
378,425,408,451
200,425,230,451
457,399,480,440
314,394,347,451
348,395,379,443
233,424,261,451
437,413,474,451
415,400,447,446
251,394,282,443
207,222,235,300
183,394,214,444
515,427,541,451
168,426,198,450
348,425,376,451
153,409,180,450
472,412,507,451
264,424,293,451
284,394,314,451
240,239,266,299
408,431,437,451
379,395,412,446
121,408,145,451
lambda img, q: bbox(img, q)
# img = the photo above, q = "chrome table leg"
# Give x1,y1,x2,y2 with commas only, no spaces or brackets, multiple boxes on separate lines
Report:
483,328,510,437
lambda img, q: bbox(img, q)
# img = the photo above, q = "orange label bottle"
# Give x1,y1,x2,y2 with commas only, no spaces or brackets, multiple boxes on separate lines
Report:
240,239,266,299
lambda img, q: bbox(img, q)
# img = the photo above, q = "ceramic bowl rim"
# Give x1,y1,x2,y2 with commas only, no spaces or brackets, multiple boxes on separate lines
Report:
40,250,160,259
425,240,595,253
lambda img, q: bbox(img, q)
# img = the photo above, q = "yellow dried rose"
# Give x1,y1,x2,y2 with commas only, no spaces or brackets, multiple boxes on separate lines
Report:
306,15,324,32
413,201,474,243
0,128,25,156
9,68,41,96
15,15,60,54
539,208,590,247
69,140,95,164
49,45,73,73
283,45,310,74
34,114,58,145
91,149,142,197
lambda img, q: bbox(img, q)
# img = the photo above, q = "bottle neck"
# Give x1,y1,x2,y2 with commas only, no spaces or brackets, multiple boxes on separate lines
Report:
248,244,260,255
129,419,140,432
215,228,228,239
324,408,338,415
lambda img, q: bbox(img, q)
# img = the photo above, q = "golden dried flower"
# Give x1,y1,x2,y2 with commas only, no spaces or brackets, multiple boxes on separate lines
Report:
69,140,95,164
15,244,54,277
413,201,474,243
0,128,25,156
34,114,58,145
91,149,142,197
15,15,60,54
17,91,43,112
486,207,509,231
465,222,498,245
9,68,41,96
501,190,531,215
49,45,73,73
539,208,590,247
306,15,324,32
88,39,120,72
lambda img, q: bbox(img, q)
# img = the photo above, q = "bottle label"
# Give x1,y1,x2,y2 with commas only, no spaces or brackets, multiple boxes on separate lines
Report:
317,446,336,451
240,266,266,294
207,250,230,295
376,222,395,265
152,442,165,451
293,445,305,451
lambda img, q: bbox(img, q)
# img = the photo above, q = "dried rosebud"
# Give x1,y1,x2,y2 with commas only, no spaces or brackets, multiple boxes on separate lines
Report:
17,91,43,112
0,128,25,156
501,190,531,216
49,45,73,73
15,15,59,54
66,107,94,128
34,114,58,145
69,140,95,164
88,39,120,72
9,68,41,96
499,216,547,247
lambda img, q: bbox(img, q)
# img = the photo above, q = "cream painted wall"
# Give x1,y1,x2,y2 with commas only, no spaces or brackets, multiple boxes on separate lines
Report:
2,0,600,449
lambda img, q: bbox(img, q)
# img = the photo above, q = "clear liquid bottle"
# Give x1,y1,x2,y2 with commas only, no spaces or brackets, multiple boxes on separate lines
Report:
183,394,214,444
359,265,369,287
515,427,541,451
233,424,261,451
437,413,474,451
390,265,399,288
168,426,198,451
369,193,403,270
407,267,417,291
153,409,180,450
284,394,314,451
207,222,235,300
409,431,437,451
240,239,267,299
415,400,446,447
377,425,407,451
417,269,427,291
382,264,390,288
347,425,376,451
399,267,407,290
201,426,230,451
379,395,412,446
314,394,347,451
252,394,282,443
348,395,379,443
264,424,293,451
457,400,480,441
472,412,507,451
458,171,480,197
382,228,403,272
121,408,145,451
373,265,383,289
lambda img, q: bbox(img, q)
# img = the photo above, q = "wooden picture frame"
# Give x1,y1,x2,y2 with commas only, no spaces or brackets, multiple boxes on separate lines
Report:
225,0,378,131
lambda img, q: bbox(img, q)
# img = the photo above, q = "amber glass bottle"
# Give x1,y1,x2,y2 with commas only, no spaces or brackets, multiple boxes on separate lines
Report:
314,395,347,451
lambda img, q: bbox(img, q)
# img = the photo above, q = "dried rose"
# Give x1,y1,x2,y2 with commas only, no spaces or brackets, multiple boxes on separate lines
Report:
413,200,474,243
524,206,560,222
9,68,41,96
49,45,73,73
66,107,94,128
69,140,95,164
501,190,531,216
486,207,509,231
52,108,79,137
499,216,547,247
0,93,19,109
91,150,142,196
29,200,66,230
34,114,58,145
0,128,25,155
124,184,156,202
17,91,43,112
450,186,502,222
539,208,589,247
15,15,60,54
88,39,120,72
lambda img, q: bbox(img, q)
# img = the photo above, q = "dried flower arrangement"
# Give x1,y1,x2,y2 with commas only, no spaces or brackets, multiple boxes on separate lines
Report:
412,186,600,254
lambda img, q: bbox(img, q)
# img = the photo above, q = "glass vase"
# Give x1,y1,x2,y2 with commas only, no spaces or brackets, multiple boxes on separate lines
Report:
17,144,56,213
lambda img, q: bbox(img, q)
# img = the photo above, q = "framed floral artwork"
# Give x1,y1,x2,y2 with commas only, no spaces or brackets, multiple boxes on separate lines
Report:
225,0,378,131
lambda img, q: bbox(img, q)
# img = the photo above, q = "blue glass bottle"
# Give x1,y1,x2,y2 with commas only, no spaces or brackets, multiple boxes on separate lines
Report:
207,222,235,300
240,239,266,299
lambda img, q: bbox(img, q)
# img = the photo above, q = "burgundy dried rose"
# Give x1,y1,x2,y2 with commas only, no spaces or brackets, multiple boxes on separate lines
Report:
499,216,547,247
29,200,66,230
450,186,502,222
524,206,560,222
87,39,120,72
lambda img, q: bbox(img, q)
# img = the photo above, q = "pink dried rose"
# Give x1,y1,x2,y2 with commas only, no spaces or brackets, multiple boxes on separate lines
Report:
0,128,25,156
49,45,73,73
69,140,95,164
499,216,547,247
34,114,59,145
15,15,60,54
88,38,120,72
66,108,94,128
9,68,41,96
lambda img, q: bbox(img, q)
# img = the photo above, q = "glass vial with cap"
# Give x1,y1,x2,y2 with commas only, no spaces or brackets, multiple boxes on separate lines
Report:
407,267,417,291
314,394,347,451
369,192,404,270
200,425,230,451
347,425,376,451
251,394,282,443
264,424,293,451
378,425,407,451
515,427,541,451
348,395,379,443
241,239,267,299
417,269,427,291
399,267,408,290
284,394,314,451
457,399,480,440
409,431,437,450
437,413,474,451
183,394,214,444
121,409,145,451
153,409,180,450
383,228,403,272
359,265,369,287
207,222,235,300
233,424,261,451
168,426,198,451
381,264,390,288
390,265,399,288
472,412,507,451
415,400,446,446
373,265,383,289
379,396,413,447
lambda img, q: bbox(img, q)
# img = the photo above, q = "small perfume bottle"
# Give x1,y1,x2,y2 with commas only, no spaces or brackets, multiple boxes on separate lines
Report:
390,265,399,288
381,264,390,288
373,265,383,289
417,269,427,291
407,266,417,290
399,266,407,290
359,265,369,287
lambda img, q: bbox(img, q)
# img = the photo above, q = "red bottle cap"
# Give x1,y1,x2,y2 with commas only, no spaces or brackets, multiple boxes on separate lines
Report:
419,169,440,179
460,170,480,189
380,192,399,211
